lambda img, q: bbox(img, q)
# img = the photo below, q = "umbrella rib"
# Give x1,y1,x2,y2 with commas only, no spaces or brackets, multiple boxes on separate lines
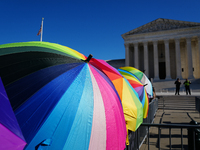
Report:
143,83,148,87
123,113,136,119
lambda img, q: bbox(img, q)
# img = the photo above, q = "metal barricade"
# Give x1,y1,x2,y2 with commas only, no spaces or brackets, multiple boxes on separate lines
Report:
195,97,200,113
141,123,200,150
125,98,158,150
125,96,200,150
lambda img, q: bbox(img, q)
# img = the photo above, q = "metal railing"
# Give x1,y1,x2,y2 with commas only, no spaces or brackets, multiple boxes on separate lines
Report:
140,123,200,150
125,96,200,150
195,97,200,114
125,98,158,150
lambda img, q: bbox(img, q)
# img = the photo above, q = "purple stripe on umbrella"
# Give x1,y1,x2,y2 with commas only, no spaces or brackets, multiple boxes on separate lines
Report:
0,77,26,149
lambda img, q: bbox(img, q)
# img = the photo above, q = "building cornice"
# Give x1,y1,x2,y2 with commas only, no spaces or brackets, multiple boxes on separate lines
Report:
123,26,200,44
122,18,200,36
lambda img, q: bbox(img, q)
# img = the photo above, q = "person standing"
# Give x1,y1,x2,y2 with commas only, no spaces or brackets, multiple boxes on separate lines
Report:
183,79,191,95
174,78,181,95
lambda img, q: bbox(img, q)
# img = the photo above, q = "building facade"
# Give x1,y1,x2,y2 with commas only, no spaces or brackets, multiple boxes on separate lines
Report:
122,18,200,80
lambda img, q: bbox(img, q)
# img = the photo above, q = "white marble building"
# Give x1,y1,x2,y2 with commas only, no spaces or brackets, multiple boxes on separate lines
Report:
122,18,200,80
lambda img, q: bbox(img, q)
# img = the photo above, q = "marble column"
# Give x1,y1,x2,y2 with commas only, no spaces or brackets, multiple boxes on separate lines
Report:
164,39,171,79
143,42,149,77
186,38,194,79
125,43,130,66
198,37,200,75
175,38,182,79
153,41,159,80
134,43,139,69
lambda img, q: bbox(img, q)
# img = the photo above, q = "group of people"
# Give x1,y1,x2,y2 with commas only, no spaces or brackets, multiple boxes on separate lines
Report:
174,78,191,95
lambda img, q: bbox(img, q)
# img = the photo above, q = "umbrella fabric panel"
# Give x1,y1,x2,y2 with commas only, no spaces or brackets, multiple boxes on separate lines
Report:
6,63,83,111
0,77,26,150
118,69,145,105
122,79,143,131
0,41,87,86
143,91,149,118
89,59,123,106
140,73,153,97
25,64,94,150
89,61,120,96
119,67,143,80
0,42,86,60
119,66,153,98
118,69,145,106
112,78,124,101
0,51,84,86
89,65,126,150
15,64,85,145
125,80,148,118
0,124,26,150
0,77,25,142
134,87,145,104
90,59,143,133
1,42,127,149
90,59,122,81
88,66,107,150
21,64,126,150
14,63,126,150
118,69,149,118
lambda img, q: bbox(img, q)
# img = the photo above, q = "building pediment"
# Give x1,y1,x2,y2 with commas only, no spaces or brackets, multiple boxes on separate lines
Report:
123,18,200,35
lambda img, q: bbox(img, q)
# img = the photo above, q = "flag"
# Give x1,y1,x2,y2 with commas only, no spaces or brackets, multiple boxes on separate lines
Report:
37,25,42,36
37,18,44,41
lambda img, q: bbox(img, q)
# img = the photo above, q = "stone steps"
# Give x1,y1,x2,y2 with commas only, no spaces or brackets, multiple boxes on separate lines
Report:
158,96,196,110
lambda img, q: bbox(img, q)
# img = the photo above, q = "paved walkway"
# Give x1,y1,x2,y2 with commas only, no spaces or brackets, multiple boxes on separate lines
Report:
140,95,200,150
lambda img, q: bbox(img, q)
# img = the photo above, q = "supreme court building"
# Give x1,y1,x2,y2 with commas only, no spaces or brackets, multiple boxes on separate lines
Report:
122,18,200,80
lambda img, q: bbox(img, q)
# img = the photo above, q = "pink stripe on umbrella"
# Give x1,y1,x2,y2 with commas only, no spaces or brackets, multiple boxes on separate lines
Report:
89,65,126,150
89,67,107,150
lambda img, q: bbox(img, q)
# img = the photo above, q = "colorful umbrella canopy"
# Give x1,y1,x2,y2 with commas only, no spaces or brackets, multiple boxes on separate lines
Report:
0,77,26,150
90,59,143,133
2,42,126,150
118,69,149,118
119,66,153,98
0,41,86,86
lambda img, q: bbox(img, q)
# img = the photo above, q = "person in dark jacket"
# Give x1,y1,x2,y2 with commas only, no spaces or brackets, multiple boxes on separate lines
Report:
183,79,191,95
174,78,181,95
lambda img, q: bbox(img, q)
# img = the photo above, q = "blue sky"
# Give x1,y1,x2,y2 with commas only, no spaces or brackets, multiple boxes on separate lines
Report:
1,0,200,60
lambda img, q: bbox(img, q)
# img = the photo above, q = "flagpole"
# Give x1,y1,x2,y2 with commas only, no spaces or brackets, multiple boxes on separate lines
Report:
40,18,44,42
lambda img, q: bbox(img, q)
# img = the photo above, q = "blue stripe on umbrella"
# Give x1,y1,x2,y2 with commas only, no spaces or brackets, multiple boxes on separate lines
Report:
26,64,94,150
15,64,86,145
6,63,84,111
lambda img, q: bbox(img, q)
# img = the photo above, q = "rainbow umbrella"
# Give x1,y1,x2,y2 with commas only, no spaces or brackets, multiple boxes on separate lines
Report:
90,59,143,144
0,77,26,150
119,66,153,98
118,69,149,118
0,41,86,86
1,42,126,150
